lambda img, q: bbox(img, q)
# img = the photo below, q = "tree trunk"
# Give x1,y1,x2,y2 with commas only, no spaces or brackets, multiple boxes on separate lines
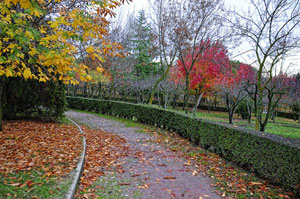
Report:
228,110,233,124
247,104,252,123
172,94,177,109
164,93,168,109
272,111,276,123
183,72,190,114
192,93,204,116
149,65,171,105
298,111,300,124
255,96,263,131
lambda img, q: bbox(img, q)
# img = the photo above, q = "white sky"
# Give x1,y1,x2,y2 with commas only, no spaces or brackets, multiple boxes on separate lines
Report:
114,0,300,75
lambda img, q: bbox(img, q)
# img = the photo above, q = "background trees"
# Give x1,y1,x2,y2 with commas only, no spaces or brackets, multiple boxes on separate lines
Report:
233,0,300,131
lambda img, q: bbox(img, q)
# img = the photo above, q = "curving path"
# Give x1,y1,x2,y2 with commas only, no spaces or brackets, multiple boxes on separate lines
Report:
66,110,220,199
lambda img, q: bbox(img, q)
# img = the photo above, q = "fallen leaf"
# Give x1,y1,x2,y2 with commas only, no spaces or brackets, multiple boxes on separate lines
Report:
9,183,21,187
118,182,131,186
192,170,198,176
163,176,176,180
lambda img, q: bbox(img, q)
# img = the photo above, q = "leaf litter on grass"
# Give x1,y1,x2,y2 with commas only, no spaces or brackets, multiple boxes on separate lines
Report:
0,120,83,198
75,126,129,199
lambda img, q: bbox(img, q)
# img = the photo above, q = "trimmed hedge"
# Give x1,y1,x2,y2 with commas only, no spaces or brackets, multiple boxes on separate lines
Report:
67,97,300,195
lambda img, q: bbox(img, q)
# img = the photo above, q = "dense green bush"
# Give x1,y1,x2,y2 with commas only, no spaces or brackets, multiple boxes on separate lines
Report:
237,101,249,119
3,78,66,120
67,97,300,195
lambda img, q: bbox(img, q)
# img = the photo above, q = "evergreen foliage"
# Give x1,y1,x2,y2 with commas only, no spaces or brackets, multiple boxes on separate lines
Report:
3,78,66,120
130,10,158,79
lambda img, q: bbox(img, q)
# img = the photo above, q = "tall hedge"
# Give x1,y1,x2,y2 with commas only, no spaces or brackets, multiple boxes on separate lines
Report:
3,78,66,120
67,97,300,195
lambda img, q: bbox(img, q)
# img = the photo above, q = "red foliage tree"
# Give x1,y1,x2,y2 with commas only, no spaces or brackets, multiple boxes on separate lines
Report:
216,63,256,124
176,40,230,115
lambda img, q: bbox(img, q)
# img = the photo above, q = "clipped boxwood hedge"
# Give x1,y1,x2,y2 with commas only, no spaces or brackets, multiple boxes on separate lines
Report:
67,97,300,195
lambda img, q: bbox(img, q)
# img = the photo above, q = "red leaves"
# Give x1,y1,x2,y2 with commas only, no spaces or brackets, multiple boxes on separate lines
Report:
0,120,82,177
174,40,230,93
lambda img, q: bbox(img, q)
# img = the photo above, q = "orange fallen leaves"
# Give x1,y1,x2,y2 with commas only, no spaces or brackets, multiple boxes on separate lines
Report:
0,120,82,177
75,126,129,198
163,176,177,180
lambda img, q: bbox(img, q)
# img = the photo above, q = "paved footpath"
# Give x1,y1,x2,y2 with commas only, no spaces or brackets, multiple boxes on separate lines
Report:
66,111,220,199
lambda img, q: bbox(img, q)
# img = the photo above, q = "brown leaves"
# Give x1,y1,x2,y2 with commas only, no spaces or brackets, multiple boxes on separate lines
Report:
0,120,82,177
144,128,294,199
75,126,129,198
163,176,177,180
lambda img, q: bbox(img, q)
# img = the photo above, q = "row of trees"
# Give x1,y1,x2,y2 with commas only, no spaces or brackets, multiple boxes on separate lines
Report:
1,0,300,133
68,0,300,132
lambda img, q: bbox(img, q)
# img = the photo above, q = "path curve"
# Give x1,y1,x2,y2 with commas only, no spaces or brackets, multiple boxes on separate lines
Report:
66,110,220,199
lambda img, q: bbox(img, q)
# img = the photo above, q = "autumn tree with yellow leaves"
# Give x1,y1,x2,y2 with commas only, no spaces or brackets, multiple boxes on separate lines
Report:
0,0,130,130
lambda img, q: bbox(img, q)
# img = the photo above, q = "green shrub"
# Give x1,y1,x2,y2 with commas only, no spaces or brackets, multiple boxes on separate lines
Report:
67,97,300,195
237,101,249,119
3,78,66,120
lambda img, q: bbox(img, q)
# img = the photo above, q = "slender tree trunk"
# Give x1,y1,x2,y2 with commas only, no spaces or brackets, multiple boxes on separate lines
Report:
192,93,204,116
149,65,171,105
272,111,276,123
247,103,252,123
298,111,300,123
184,74,190,114
164,93,168,109
228,111,233,124
172,94,177,109
255,95,263,131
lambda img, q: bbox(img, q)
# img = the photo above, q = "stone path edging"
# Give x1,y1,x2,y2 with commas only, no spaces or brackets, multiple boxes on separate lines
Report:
65,118,87,199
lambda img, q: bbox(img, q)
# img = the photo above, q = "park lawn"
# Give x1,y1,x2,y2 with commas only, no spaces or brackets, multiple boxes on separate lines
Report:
171,108,300,139
0,170,73,199
0,120,83,199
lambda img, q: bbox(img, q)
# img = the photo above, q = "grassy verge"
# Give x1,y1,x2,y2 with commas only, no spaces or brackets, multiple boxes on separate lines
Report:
79,172,141,199
0,169,73,199
169,108,300,139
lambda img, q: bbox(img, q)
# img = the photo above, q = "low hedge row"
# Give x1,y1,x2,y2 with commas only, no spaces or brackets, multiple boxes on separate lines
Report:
67,97,300,195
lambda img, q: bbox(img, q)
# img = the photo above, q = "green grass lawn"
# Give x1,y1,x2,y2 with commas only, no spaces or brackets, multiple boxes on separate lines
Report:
0,170,72,199
173,108,300,139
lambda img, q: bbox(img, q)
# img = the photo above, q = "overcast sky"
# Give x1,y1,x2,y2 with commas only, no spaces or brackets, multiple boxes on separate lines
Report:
114,0,300,74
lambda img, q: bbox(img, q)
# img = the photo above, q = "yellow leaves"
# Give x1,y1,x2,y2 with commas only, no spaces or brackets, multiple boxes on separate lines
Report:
4,0,13,7
49,21,59,29
23,67,32,79
39,26,47,34
20,0,31,9
0,0,125,83
29,47,37,56
86,46,95,54
25,31,34,40
2,14,12,24
86,75,93,81
96,67,104,73
8,43,18,49
5,68,13,77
